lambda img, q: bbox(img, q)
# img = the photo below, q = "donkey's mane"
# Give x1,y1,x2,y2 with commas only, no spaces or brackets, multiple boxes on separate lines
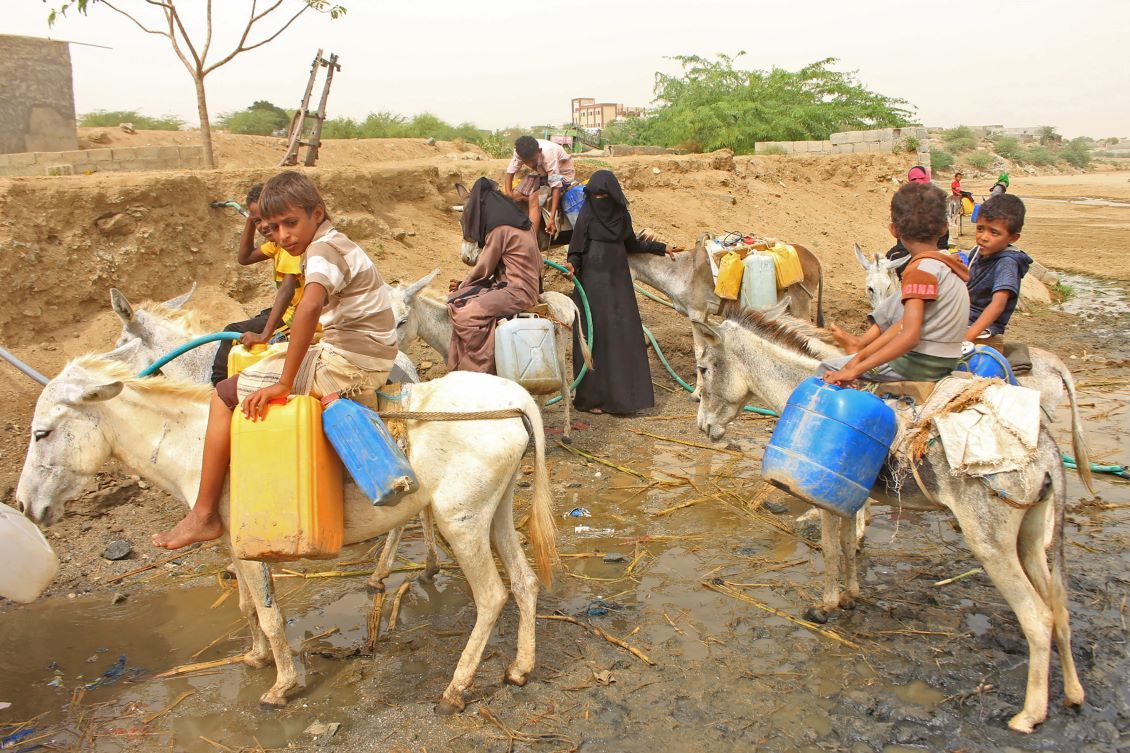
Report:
69,354,213,400
774,312,840,348
136,302,208,334
723,304,827,359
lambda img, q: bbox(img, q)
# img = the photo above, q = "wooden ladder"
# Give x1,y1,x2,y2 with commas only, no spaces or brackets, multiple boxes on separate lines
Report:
279,49,341,167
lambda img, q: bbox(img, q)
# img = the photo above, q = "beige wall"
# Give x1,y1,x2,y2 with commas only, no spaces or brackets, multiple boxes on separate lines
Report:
0,35,78,155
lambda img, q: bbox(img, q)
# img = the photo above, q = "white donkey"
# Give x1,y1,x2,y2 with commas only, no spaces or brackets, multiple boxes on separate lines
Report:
109,286,436,591
692,307,1086,733
391,270,591,442
851,243,1086,426
16,356,557,714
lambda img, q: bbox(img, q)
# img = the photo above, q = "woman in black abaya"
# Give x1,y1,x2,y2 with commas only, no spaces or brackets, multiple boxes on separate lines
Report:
565,170,679,414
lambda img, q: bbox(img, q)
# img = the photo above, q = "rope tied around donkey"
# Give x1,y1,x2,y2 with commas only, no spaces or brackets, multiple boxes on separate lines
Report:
376,408,525,422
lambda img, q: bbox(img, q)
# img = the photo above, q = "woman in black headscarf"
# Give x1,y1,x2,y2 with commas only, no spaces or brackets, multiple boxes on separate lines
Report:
565,170,678,414
447,177,541,373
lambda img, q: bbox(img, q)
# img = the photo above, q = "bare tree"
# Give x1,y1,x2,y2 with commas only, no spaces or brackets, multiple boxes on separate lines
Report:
49,1,346,168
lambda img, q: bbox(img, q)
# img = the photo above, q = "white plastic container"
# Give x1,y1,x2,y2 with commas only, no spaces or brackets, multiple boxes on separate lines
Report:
740,253,778,310
0,502,59,602
495,315,561,395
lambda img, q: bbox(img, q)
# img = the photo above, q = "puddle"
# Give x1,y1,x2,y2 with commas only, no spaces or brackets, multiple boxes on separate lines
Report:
1029,196,1130,208
1052,272,1130,334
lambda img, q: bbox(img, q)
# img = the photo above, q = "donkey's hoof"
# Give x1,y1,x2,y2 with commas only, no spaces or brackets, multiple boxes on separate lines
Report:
259,690,289,709
243,653,272,669
1007,710,1043,734
803,606,829,624
504,667,529,687
419,569,437,584
435,696,465,716
839,596,856,611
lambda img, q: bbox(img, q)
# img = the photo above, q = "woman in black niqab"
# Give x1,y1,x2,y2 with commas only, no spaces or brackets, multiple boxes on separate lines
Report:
566,170,673,414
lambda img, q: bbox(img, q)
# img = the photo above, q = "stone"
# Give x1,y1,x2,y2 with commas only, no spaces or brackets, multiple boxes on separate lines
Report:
119,122,136,134
602,552,628,563
88,130,110,144
111,592,128,605
391,228,407,240
88,477,140,507
304,721,341,738
651,167,661,175
102,540,132,561
425,137,436,146
95,212,136,237
419,360,433,370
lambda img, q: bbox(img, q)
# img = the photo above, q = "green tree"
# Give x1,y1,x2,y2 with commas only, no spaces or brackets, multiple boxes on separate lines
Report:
1060,137,1092,168
48,1,346,168
631,54,912,154
217,100,290,135
1036,126,1061,146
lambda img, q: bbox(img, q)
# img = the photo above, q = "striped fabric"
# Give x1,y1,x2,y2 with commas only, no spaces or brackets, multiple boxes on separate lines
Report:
235,342,388,403
303,222,398,372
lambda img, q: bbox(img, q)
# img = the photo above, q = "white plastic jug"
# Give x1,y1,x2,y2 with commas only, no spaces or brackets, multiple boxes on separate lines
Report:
495,315,561,395
0,502,59,602
740,253,778,310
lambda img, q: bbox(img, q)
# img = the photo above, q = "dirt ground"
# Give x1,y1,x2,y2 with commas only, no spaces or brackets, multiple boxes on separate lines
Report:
0,137,1128,753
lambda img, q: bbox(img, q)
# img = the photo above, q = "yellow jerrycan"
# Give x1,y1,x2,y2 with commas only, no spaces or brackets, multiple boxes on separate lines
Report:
228,342,287,377
229,395,344,561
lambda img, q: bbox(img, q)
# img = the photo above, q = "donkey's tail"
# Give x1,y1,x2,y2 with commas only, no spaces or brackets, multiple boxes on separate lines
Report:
1058,362,1094,494
519,393,558,587
569,297,594,371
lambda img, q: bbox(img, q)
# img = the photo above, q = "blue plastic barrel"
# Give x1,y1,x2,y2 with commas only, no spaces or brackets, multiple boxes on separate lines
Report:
322,395,418,506
563,184,585,226
971,203,982,222
761,377,897,518
956,345,1016,384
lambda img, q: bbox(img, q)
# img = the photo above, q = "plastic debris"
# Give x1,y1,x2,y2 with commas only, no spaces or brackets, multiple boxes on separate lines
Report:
564,507,591,518
584,598,624,618
574,525,615,538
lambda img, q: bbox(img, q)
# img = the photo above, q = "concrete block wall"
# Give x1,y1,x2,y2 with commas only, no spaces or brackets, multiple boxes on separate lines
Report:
0,145,206,177
756,126,930,160
0,35,79,154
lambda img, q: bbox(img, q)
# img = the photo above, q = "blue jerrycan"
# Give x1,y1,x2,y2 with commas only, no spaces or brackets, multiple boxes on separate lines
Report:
761,377,897,518
321,394,418,506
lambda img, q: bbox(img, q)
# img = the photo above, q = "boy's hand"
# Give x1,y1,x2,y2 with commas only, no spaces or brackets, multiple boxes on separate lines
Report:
240,332,269,348
448,279,460,292
823,366,861,386
242,382,291,421
563,262,575,278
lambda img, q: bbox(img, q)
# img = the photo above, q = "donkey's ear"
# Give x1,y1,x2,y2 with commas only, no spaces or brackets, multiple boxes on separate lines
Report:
103,339,141,363
80,381,124,403
883,255,910,271
405,268,440,301
162,282,197,310
692,320,722,347
763,296,790,319
454,183,470,201
110,288,134,323
853,243,871,270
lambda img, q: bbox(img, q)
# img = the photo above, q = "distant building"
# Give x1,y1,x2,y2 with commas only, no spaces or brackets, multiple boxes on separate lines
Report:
571,98,642,130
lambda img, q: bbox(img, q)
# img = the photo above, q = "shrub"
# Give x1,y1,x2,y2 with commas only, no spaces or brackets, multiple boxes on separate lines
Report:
966,151,993,170
1061,137,1092,168
901,136,920,153
216,101,290,135
930,147,955,171
758,144,787,155
1026,146,1058,166
79,109,183,130
1036,126,1061,146
991,135,1025,162
942,125,977,153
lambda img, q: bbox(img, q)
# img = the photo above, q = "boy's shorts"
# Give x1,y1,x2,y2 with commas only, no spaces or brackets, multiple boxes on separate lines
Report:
216,342,389,410
514,173,572,197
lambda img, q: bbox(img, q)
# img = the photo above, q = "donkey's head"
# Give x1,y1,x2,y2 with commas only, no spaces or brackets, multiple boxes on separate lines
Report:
390,269,441,348
111,284,207,379
16,356,132,526
692,320,747,441
853,244,907,308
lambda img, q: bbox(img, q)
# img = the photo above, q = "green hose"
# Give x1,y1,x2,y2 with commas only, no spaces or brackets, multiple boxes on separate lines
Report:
543,259,592,406
1061,453,1130,479
137,332,241,377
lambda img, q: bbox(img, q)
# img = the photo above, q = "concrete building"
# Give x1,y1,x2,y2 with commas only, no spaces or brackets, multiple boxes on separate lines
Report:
0,35,79,154
571,98,641,130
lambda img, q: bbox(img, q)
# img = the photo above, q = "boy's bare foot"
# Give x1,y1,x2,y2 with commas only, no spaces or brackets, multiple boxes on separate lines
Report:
152,510,224,550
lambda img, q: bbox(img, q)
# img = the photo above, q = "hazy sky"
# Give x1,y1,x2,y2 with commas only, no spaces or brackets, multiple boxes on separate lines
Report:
8,0,1129,138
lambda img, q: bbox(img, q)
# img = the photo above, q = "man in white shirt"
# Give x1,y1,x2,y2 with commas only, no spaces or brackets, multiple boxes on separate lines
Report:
503,135,576,237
